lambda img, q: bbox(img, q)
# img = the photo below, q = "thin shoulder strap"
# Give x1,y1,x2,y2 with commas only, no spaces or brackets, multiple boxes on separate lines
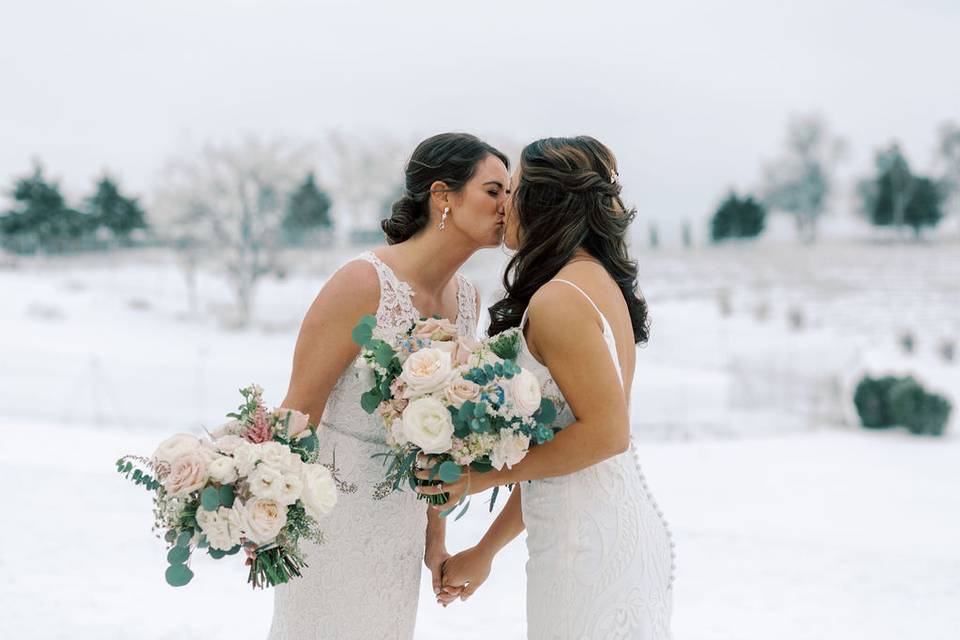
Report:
549,278,604,320
520,278,606,329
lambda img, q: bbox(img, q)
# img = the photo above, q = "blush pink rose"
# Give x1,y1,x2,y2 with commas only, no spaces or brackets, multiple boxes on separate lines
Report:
412,317,458,342
163,450,210,496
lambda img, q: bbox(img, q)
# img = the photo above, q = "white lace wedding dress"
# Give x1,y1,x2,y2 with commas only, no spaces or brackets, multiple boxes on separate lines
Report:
267,251,477,640
517,279,675,639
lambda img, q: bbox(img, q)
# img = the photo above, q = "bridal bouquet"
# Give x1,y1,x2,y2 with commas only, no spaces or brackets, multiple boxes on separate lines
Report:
116,384,338,589
352,315,558,513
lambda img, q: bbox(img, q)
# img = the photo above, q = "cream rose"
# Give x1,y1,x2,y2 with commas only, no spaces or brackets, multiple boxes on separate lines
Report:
208,454,239,484
401,397,454,454
162,450,209,496
399,348,453,397
300,464,338,521
196,506,243,551
236,497,287,545
444,377,482,408
152,433,202,467
509,369,542,417
490,431,531,470
214,435,246,456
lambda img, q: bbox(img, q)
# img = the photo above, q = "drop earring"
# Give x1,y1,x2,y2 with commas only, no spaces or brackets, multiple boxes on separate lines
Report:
438,207,449,230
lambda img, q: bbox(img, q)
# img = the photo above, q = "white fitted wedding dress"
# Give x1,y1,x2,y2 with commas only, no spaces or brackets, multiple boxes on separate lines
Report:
266,251,477,640
518,279,675,639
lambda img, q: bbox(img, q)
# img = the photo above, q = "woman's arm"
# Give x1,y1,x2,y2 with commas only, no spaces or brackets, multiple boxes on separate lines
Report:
417,282,630,502
440,485,525,601
280,260,380,423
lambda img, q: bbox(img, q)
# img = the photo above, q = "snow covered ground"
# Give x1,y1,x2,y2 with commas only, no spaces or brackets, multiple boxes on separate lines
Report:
1,239,958,639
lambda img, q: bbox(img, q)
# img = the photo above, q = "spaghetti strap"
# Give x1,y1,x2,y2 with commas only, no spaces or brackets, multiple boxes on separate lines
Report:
549,278,604,321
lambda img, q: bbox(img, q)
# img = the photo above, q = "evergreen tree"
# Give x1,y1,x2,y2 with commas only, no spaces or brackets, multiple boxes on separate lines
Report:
859,144,945,237
283,172,332,241
710,192,766,242
84,175,147,242
0,165,91,253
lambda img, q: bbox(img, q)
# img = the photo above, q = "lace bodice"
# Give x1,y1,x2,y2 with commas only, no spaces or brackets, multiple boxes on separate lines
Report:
267,251,478,640
517,279,675,639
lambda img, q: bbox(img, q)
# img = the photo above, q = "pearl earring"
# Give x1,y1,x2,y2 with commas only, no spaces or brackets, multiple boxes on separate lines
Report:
438,207,449,230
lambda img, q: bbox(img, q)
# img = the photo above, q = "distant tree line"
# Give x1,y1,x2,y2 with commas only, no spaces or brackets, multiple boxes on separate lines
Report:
0,163,334,256
708,117,957,243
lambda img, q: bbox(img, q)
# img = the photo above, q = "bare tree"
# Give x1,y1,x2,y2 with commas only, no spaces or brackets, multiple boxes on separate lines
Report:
936,121,960,217
320,131,409,246
761,115,845,244
154,136,308,327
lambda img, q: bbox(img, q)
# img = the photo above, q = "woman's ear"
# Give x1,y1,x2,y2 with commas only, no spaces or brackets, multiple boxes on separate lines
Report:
429,180,450,212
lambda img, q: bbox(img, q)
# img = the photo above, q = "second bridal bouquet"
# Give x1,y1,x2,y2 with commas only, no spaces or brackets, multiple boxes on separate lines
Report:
116,385,338,589
352,315,558,512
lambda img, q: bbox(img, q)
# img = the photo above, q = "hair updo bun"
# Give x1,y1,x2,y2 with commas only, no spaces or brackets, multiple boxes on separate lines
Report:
381,133,509,245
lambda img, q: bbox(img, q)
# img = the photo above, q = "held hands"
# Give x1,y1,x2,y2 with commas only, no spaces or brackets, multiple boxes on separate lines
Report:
424,547,462,607
440,545,493,603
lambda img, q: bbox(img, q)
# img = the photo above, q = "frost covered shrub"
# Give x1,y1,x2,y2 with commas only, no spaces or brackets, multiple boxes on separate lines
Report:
854,375,951,436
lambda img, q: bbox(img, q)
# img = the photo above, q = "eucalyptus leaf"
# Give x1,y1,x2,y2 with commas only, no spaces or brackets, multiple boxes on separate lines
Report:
360,391,381,414
201,486,220,512
218,484,235,509
438,461,462,483
208,548,227,559
175,530,193,548
489,485,500,512
165,563,194,587
351,323,374,347
167,546,189,565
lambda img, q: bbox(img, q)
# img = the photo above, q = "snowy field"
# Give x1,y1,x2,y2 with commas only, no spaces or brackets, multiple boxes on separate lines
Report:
1,238,959,639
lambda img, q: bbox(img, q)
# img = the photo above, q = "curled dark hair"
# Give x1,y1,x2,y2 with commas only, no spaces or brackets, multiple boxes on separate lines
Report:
382,133,509,244
488,136,650,344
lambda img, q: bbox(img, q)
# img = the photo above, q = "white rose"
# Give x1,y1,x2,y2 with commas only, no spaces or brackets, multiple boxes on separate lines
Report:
276,470,304,506
509,369,542,417
490,431,531,471
247,463,286,500
400,348,453,397
232,442,260,477
235,497,287,546
214,435,246,456
257,442,290,469
300,464,338,521
196,506,243,551
401,397,454,454
152,433,202,466
208,454,238,484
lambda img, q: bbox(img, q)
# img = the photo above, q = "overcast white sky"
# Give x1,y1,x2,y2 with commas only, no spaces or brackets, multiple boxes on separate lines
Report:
1,0,958,230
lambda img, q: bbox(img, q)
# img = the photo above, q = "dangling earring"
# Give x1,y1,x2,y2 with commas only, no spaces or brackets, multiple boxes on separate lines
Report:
438,207,449,230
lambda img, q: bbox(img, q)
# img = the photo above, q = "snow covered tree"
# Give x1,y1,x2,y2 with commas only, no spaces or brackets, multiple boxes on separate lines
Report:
710,192,766,242
761,115,845,244
154,136,308,327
